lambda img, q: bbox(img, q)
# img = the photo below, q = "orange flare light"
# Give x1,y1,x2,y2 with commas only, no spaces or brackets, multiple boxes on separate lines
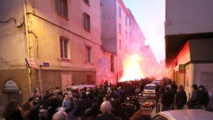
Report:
119,54,145,82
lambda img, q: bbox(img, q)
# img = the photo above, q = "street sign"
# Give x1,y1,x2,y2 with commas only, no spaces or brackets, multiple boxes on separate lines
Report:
25,58,37,68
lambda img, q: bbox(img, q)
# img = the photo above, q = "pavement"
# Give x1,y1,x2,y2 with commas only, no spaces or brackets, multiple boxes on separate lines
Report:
0,106,4,120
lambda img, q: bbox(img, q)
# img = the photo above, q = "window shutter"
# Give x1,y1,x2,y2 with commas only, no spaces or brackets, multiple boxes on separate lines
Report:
88,15,90,31
83,13,86,29
56,0,60,14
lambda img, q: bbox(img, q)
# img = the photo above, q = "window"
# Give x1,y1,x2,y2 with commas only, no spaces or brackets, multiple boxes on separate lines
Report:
119,7,121,18
129,18,131,25
86,46,92,63
119,40,122,50
60,37,69,59
119,24,121,34
83,0,89,5
57,0,68,18
125,16,128,26
83,13,90,31
129,32,132,42
110,55,114,72
125,31,127,40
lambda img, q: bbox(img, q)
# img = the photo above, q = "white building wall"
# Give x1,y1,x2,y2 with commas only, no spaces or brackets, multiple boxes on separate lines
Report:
194,63,213,106
116,1,129,68
166,0,213,35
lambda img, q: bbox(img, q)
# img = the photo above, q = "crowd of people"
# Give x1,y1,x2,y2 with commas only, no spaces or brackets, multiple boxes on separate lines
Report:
1,77,212,120
1,78,154,120
156,79,210,111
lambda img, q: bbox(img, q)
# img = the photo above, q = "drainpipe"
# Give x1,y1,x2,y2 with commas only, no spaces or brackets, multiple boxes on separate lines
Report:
23,0,32,96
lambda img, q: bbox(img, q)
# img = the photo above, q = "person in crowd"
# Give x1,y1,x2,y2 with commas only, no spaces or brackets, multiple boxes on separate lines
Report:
96,101,122,120
2,99,23,120
103,93,111,101
53,87,61,95
93,86,100,98
187,84,201,109
32,88,41,101
161,87,173,111
166,80,172,89
170,81,177,109
64,91,77,120
52,111,68,120
41,96,63,120
199,85,209,109
21,97,42,120
73,91,91,120
62,93,71,109
130,110,151,120
84,94,103,119
117,86,125,102
112,99,127,120
175,85,187,109
110,87,120,100
43,90,52,109
86,88,94,102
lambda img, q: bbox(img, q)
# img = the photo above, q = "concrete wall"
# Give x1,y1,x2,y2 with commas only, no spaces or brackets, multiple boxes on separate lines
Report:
0,0,32,106
0,0,104,105
28,0,103,92
0,0,27,68
116,0,129,69
0,69,30,106
101,0,117,53
39,70,96,92
184,63,195,101
194,63,213,106
30,0,102,68
166,0,213,35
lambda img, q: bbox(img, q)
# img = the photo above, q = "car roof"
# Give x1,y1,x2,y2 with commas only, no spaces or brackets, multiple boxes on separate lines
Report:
66,84,95,90
145,84,156,86
157,109,213,120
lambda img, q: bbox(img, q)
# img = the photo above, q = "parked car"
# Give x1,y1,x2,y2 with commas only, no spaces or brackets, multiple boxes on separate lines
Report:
152,109,213,120
66,84,95,92
142,84,156,97
151,78,162,85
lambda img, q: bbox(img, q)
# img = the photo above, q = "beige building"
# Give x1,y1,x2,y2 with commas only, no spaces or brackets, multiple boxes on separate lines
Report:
101,0,146,81
0,0,106,105
165,0,213,105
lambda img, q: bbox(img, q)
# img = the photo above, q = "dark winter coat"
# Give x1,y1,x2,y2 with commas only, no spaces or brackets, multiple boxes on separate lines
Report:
4,110,23,120
74,95,91,117
96,113,122,120
27,103,41,120
200,89,209,107
190,90,201,106
175,91,187,108
84,100,102,119
161,91,173,107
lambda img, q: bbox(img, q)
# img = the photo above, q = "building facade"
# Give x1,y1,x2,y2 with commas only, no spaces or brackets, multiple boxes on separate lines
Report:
0,0,105,105
101,0,146,81
165,0,213,105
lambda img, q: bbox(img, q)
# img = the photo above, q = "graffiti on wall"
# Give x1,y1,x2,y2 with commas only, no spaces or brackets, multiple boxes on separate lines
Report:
96,57,113,85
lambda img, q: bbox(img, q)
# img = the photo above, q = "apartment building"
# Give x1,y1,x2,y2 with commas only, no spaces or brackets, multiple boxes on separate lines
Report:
0,0,104,105
165,0,213,105
101,0,146,80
